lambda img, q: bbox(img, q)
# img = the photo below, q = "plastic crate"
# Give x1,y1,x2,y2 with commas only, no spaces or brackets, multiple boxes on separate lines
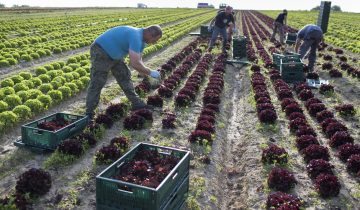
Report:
96,143,190,210
96,175,189,210
20,112,88,150
285,33,297,44
200,25,212,37
232,36,247,59
273,52,300,69
280,59,305,83
159,175,189,210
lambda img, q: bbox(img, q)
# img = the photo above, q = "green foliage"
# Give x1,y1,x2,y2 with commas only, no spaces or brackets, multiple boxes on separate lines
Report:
13,105,32,120
44,64,54,71
13,83,29,92
30,77,42,87
74,80,84,90
50,80,62,89
51,62,61,70
80,76,90,86
16,90,30,102
68,63,80,70
0,59,10,67
27,89,43,99
19,72,32,80
1,78,15,87
0,111,18,127
2,87,15,95
58,61,66,68
38,83,53,93
22,80,34,89
6,58,17,65
53,47,62,54
20,54,32,62
30,52,40,59
71,72,80,80
10,75,24,84
38,74,51,83
35,67,47,76
64,73,74,82
0,100,9,112
52,76,66,85
37,94,52,108
67,57,77,64
65,82,79,93
46,70,62,79
47,90,63,103
24,99,44,113
58,86,72,98
62,66,73,73
3,94,22,108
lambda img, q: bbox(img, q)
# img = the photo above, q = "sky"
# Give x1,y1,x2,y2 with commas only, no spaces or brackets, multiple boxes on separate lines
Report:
1,0,359,13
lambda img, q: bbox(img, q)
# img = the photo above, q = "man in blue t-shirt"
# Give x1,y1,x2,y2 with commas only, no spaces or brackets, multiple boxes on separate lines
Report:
208,6,236,52
85,25,162,119
295,24,323,72
270,9,287,44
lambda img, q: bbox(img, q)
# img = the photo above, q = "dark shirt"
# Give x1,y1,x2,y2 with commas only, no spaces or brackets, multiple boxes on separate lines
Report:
215,12,235,28
297,24,323,40
275,13,287,24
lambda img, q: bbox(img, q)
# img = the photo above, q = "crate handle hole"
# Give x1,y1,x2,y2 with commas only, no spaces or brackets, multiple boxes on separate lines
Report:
172,172,178,180
117,188,133,194
117,162,125,168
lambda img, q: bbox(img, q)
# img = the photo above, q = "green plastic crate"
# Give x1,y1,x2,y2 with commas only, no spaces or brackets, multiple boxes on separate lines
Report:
200,25,212,37
273,52,301,70
20,112,88,150
96,175,189,210
232,36,247,59
96,143,190,210
285,33,297,44
280,59,305,83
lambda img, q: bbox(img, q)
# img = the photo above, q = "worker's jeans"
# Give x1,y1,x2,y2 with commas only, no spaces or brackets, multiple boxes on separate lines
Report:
85,43,143,116
209,26,227,50
271,22,284,44
299,31,323,72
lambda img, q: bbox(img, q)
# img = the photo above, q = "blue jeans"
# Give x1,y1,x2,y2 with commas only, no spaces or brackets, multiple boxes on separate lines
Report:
299,31,323,71
209,26,227,49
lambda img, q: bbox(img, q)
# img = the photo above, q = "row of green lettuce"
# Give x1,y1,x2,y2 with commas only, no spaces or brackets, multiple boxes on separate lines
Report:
0,9,213,68
0,12,214,134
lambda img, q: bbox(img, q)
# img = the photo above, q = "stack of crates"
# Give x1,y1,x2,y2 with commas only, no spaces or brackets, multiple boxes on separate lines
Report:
285,33,297,45
232,36,247,59
96,143,190,210
200,25,212,37
280,56,305,83
272,52,300,70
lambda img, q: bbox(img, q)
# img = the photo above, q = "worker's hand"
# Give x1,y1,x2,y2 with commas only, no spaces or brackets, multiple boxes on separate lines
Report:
208,25,213,32
150,70,160,78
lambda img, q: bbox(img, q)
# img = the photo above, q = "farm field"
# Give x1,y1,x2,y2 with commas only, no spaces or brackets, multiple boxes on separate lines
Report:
0,7,360,210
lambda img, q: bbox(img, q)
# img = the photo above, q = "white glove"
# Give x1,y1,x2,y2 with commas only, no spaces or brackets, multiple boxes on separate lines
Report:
150,70,160,78
208,25,213,32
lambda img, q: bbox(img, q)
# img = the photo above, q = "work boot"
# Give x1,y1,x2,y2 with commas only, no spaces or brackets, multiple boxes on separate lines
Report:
131,101,154,111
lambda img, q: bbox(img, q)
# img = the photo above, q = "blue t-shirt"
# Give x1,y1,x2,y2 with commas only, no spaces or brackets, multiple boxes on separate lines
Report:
95,26,145,60
297,24,323,40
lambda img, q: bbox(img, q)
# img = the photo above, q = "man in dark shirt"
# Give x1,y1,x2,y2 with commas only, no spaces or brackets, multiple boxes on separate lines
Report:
295,24,323,72
208,6,236,52
270,9,287,44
